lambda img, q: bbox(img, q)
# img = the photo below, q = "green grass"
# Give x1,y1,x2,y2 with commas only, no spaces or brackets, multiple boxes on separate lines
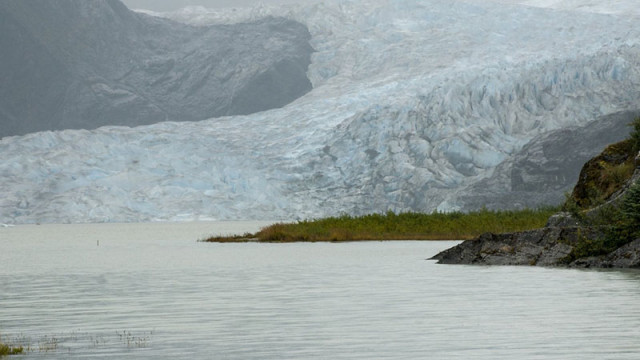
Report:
0,342,23,357
204,207,559,242
557,118,640,261
569,139,636,209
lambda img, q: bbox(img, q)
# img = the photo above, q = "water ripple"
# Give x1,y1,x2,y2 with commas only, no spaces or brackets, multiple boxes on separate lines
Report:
2,223,640,359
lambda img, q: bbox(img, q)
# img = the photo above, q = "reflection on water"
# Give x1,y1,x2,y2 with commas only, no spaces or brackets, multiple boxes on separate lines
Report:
2,223,640,359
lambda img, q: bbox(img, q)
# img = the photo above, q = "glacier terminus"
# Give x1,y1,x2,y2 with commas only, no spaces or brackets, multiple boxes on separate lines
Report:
1,0,640,223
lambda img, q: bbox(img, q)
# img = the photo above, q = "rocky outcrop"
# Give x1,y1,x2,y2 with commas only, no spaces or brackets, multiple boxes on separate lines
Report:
0,0,313,138
456,110,640,211
432,226,590,266
432,139,640,268
431,221,640,268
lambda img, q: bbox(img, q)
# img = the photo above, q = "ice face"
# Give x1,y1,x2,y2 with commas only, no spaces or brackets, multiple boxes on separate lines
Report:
2,0,640,223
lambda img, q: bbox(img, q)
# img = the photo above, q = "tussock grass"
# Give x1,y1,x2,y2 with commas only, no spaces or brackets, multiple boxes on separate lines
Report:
0,329,152,357
205,207,559,242
0,342,23,357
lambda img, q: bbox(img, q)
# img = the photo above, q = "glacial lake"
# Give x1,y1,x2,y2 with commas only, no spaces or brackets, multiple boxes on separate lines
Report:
2,222,640,359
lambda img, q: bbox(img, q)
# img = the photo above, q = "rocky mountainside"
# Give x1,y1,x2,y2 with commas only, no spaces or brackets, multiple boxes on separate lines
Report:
432,136,640,268
0,0,313,138
456,110,640,211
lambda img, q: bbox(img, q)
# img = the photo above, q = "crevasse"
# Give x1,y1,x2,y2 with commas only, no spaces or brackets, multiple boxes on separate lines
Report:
1,0,640,223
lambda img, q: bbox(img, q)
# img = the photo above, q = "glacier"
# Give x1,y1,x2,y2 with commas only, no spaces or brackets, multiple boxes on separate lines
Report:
2,0,640,223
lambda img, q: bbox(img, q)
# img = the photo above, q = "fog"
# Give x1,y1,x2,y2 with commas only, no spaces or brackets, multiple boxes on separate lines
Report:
121,0,317,11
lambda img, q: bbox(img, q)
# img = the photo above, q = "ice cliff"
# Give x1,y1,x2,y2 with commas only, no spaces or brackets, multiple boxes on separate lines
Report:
0,0,313,137
2,0,640,223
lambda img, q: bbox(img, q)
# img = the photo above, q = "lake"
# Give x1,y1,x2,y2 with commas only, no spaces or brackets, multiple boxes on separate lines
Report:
1,222,640,359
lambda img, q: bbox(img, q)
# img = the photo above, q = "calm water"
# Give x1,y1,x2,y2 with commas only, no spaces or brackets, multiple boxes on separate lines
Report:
2,222,640,359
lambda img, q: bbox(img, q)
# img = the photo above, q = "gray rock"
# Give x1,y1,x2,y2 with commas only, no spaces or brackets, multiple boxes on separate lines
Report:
432,221,640,269
431,227,602,267
570,239,640,268
605,239,640,268
545,212,581,228
456,110,640,211
0,0,313,138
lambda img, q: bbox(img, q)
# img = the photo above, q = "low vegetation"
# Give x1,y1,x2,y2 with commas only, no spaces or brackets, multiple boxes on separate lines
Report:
0,342,23,357
206,118,640,247
0,329,151,357
205,207,559,242
568,138,636,209
561,117,640,261
567,180,640,260
569,116,640,209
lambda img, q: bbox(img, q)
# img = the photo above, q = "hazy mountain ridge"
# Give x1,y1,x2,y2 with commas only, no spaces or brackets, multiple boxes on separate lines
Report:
2,0,640,224
0,0,313,138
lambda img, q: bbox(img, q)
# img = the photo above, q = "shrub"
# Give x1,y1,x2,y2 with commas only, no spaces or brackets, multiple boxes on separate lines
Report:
0,342,24,356
562,192,584,222
567,180,640,261
569,235,608,260
602,162,635,191
630,117,640,152
621,180,640,232
570,139,636,209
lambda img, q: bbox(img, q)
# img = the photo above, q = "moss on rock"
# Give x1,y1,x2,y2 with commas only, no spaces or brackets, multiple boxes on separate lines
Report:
571,138,636,208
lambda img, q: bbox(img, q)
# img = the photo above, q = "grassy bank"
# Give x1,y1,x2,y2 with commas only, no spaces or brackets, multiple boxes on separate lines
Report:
204,207,559,243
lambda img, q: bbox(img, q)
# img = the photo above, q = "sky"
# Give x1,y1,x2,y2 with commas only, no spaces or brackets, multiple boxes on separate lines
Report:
121,0,314,11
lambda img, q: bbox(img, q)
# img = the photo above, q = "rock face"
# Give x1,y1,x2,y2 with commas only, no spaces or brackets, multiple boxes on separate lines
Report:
431,226,596,266
456,110,640,211
431,226,640,268
0,0,313,138
580,239,640,268
432,161,640,268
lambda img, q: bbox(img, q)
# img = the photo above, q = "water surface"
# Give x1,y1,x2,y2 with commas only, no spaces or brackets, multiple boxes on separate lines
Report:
1,222,640,359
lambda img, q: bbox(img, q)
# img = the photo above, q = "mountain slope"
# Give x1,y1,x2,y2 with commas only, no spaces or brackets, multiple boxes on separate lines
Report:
431,135,640,268
455,110,640,211
0,0,313,138
1,0,640,224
